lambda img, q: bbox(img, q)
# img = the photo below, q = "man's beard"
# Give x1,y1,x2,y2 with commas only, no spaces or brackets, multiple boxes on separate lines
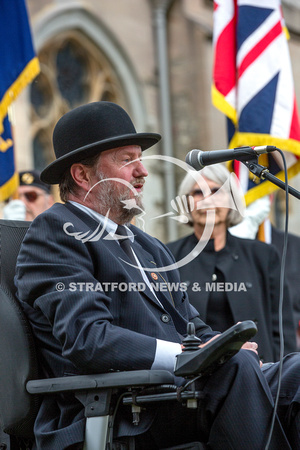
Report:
94,170,145,223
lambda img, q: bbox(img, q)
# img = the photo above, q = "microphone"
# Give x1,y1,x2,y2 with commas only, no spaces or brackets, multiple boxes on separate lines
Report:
185,146,277,170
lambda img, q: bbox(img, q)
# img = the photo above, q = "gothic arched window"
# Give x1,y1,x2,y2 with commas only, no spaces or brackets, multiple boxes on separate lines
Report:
30,31,126,171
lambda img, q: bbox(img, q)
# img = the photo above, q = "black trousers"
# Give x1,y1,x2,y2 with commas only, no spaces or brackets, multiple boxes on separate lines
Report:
131,351,300,450
50,352,300,450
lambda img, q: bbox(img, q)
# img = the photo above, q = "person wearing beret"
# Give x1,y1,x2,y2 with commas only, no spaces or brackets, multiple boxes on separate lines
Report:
167,164,297,363
3,170,54,221
15,102,300,449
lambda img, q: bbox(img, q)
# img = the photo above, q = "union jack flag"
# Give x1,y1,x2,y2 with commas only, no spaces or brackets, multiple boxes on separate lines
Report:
212,0,300,205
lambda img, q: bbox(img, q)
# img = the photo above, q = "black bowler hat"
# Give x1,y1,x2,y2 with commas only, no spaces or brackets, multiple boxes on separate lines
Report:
19,170,51,194
40,102,161,184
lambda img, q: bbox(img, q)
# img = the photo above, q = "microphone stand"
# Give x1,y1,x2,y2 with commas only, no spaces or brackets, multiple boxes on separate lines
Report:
241,153,299,450
242,157,300,199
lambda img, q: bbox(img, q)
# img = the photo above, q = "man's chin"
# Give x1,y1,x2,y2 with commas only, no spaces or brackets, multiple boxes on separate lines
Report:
119,205,144,223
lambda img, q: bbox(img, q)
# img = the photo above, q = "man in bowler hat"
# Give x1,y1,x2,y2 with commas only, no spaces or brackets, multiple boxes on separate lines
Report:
15,102,300,449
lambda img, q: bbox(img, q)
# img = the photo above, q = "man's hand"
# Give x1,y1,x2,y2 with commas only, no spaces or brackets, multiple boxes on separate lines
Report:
241,341,258,353
242,341,263,367
198,335,259,357
182,335,262,366
181,334,220,351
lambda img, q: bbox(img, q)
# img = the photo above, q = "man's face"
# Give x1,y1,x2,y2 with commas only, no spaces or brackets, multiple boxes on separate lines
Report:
17,185,52,221
86,145,148,223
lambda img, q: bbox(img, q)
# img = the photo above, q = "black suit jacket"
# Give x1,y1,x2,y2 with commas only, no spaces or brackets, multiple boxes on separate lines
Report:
167,232,296,363
271,226,300,330
15,202,215,450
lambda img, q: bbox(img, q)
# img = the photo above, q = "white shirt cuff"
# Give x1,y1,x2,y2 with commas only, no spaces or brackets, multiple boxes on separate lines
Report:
151,339,181,372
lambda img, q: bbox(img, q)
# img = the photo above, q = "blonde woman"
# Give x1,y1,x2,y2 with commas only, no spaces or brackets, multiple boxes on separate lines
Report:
167,164,296,362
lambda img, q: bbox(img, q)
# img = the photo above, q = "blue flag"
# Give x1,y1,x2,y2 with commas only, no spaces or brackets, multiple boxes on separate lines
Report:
0,0,40,201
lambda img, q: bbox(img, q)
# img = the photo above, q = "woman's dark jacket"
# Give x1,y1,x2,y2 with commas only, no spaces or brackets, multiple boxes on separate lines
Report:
167,232,296,362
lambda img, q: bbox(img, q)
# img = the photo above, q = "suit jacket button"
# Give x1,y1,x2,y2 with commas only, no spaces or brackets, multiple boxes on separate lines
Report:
245,282,252,288
161,314,170,323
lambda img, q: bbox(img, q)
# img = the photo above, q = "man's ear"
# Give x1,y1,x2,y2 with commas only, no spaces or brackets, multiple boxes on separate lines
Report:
70,164,91,192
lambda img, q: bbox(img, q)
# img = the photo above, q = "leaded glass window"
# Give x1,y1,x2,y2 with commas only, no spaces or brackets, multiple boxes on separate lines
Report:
30,31,126,171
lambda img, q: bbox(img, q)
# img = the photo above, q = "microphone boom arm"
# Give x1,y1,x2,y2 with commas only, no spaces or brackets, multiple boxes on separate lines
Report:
242,157,300,200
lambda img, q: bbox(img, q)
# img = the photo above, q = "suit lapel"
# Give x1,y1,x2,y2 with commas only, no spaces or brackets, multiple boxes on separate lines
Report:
130,238,190,338
128,239,170,309
63,203,187,333
63,203,167,310
131,239,171,301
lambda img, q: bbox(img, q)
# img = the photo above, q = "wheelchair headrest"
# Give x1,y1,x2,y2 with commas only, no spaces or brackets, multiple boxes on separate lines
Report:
0,219,30,296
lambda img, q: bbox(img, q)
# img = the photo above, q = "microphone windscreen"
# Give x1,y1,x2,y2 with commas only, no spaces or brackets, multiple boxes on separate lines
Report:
185,149,202,170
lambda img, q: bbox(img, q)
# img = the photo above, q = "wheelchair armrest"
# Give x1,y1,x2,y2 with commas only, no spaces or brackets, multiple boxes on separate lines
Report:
26,369,174,395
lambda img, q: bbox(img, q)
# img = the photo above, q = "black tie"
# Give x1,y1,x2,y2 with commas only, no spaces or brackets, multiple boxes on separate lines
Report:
116,225,136,265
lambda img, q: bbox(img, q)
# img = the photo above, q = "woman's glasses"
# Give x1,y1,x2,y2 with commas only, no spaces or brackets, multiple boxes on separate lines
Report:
189,187,220,198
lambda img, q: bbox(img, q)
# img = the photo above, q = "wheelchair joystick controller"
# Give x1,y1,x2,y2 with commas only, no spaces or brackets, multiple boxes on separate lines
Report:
175,320,258,378
181,322,202,352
